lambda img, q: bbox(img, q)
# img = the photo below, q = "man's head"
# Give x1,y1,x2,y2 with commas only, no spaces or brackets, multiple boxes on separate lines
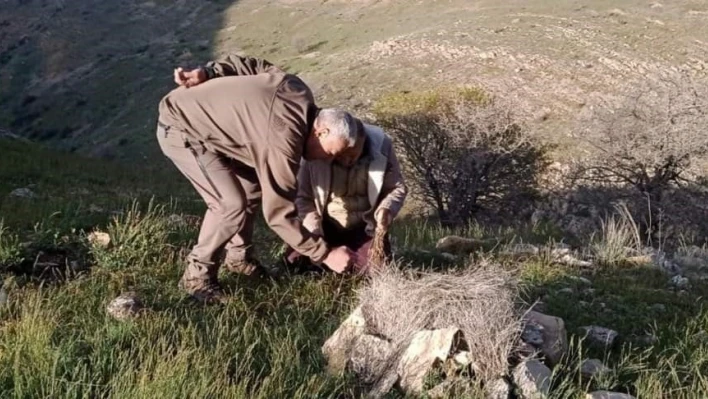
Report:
304,108,358,162
334,118,367,167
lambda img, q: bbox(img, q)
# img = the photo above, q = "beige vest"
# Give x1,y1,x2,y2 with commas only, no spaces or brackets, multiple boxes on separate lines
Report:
325,160,372,229
309,124,388,235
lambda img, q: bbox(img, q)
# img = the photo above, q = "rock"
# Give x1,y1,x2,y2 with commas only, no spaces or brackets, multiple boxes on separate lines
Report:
580,326,618,349
435,236,494,254
523,311,568,365
650,303,666,312
397,328,467,394
513,359,552,398
322,306,366,374
624,255,653,266
502,243,540,258
439,252,457,262
586,391,635,399
522,324,544,346
583,288,596,296
0,288,8,306
346,334,393,384
9,187,35,198
530,301,547,313
427,379,473,399
88,231,112,248
569,276,592,285
69,260,88,273
636,333,658,346
558,288,574,295
580,359,610,378
452,351,472,367
88,204,104,213
106,292,143,320
670,275,689,289
556,253,592,268
486,378,512,399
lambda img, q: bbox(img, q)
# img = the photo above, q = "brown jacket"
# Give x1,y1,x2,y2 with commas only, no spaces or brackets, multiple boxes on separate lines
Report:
157,55,329,263
296,124,407,236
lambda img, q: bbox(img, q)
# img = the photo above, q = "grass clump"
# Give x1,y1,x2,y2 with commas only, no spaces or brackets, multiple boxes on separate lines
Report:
91,200,171,270
0,221,24,270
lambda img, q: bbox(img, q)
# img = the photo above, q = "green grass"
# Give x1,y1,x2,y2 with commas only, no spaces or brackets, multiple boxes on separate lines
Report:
1,140,708,398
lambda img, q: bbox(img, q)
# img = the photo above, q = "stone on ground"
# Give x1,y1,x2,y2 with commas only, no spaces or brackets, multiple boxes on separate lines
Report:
346,334,393,384
586,391,636,399
580,326,618,349
88,231,112,248
513,359,552,398
397,328,466,394
486,377,512,399
322,306,366,374
106,292,143,320
9,187,35,198
580,358,610,378
435,235,494,253
522,311,568,365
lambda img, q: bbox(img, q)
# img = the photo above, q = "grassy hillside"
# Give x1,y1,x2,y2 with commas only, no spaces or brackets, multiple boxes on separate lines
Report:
0,139,707,397
2,0,707,160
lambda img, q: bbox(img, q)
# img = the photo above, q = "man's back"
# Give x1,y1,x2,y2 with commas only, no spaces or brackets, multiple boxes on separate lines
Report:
158,72,316,167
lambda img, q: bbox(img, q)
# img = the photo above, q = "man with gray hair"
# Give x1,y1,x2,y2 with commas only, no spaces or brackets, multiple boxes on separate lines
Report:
157,54,358,303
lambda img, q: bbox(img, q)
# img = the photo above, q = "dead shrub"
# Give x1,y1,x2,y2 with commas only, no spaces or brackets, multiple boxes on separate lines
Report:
372,87,551,227
357,261,522,384
572,74,708,240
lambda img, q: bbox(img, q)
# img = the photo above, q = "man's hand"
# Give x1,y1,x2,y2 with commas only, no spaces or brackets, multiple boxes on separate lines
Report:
174,67,207,88
375,208,393,230
323,246,358,274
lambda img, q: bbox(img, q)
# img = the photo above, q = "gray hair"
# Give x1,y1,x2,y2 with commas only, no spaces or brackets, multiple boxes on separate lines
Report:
315,108,358,148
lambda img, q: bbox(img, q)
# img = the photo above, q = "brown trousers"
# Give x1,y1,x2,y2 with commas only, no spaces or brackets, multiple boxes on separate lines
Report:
157,123,261,281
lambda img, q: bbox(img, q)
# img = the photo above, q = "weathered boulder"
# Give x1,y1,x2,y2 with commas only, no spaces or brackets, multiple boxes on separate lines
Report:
397,328,466,394
322,306,366,374
522,311,568,365
107,292,143,320
580,358,610,378
435,236,494,253
579,326,618,349
346,334,393,384
513,359,552,398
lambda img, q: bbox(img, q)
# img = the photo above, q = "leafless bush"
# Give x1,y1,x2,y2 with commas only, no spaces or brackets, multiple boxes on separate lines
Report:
357,261,522,383
373,87,550,227
574,74,708,203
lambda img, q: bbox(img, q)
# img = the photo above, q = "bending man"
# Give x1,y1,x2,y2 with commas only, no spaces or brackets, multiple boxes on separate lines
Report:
157,54,358,302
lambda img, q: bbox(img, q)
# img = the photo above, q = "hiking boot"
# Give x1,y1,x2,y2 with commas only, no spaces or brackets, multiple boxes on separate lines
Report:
178,276,228,304
224,257,269,278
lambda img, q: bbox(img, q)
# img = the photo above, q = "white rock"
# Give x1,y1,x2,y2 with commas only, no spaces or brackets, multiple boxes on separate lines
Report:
670,275,689,289
580,359,610,378
453,351,473,366
346,334,392,384
486,378,512,399
513,359,552,398
569,276,592,285
9,188,35,198
580,326,618,348
88,231,112,248
523,311,568,365
322,306,366,374
586,391,636,399
397,328,466,394
107,292,143,320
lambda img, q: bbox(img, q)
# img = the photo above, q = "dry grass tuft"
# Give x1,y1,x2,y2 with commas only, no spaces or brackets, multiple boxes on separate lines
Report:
357,261,522,383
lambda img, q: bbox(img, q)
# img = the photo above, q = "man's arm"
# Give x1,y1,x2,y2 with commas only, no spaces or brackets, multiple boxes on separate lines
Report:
203,54,282,79
294,161,323,236
174,54,282,87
